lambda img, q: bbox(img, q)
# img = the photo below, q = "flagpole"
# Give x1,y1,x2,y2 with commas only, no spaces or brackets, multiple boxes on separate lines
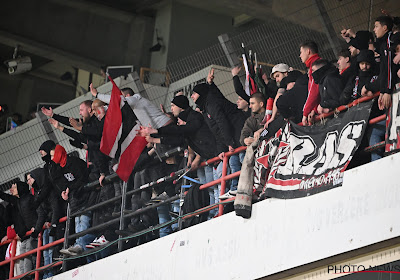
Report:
117,181,128,252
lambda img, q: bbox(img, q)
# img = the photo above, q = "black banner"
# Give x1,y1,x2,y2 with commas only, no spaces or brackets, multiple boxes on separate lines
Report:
385,86,400,154
254,101,373,199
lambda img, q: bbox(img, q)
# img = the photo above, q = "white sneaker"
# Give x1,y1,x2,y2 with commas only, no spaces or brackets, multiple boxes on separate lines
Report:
91,235,109,247
219,190,237,200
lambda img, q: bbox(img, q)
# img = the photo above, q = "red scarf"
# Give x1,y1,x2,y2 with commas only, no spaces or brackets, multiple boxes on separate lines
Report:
340,66,350,75
52,145,67,167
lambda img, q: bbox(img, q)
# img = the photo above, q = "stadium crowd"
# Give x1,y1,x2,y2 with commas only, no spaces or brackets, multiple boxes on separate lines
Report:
0,14,399,279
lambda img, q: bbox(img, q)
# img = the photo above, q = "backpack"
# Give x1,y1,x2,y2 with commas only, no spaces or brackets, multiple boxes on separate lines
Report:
181,183,209,229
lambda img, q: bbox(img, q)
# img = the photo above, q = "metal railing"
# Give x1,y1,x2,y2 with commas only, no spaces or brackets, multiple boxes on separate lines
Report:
0,91,389,280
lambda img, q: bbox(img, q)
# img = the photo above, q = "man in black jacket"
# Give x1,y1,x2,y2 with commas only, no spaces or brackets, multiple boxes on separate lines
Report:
49,145,95,257
311,59,344,115
276,72,308,124
191,70,247,193
0,181,39,275
340,50,379,105
42,101,109,187
141,95,217,215
373,16,400,110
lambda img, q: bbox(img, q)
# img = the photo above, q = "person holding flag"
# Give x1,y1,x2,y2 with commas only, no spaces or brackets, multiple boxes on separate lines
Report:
90,78,149,182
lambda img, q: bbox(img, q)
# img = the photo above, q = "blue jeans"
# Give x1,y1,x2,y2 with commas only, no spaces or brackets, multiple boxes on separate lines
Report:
42,228,54,279
197,165,214,185
198,165,215,217
229,153,244,191
369,121,386,161
157,204,172,237
74,214,95,250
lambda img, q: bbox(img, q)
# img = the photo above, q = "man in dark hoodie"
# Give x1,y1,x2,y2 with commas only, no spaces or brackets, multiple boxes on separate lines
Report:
27,168,59,278
0,181,39,275
49,145,95,257
340,50,379,105
342,49,385,162
311,59,344,115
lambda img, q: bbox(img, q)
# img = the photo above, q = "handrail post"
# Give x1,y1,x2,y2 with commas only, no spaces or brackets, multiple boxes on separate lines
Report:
62,203,71,272
9,239,17,278
35,232,43,280
117,181,128,252
218,155,229,216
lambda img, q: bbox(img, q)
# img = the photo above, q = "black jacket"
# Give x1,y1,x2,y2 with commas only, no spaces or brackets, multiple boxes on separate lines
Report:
30,168,62,225
198,83,247,150
49,156,90,212
340,70,379,105
53,114,109,174
340,64,357,87
158,108,218,160
233,75,250,103
312,64,344,109
276,74,308,124
374,31,400,94
0,182,39,237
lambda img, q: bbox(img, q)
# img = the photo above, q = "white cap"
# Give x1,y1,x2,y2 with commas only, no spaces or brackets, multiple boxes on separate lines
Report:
270,63,290,79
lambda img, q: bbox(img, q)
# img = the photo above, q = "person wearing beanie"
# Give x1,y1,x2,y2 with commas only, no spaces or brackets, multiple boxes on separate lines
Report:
39,140,56,164
141,94,218,167
171,95,189,110
191,69,247,195
141,94,219,217
0,181,38,275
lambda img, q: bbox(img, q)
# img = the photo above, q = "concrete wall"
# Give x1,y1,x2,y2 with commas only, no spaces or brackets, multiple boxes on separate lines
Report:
150,1,234,70
52,152,400,280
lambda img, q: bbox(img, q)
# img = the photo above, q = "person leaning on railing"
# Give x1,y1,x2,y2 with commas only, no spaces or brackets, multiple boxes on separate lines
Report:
140,95,219,218
191,69,247,197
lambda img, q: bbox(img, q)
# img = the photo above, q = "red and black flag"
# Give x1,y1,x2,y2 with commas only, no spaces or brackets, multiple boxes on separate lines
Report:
100,77,147,181
241,43,258,96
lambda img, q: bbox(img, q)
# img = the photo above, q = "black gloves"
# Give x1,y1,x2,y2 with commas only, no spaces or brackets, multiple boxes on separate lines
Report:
69,139,83,149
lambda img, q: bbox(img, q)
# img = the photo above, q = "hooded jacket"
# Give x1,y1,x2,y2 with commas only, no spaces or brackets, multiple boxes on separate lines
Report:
340,50,379,105
30,168,61,226
312,63,344,109
194,83,247,151
0,182,38,238
50,145,90,212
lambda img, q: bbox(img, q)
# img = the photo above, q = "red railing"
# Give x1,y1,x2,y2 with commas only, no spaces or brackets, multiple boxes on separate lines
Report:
0,92,386,280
